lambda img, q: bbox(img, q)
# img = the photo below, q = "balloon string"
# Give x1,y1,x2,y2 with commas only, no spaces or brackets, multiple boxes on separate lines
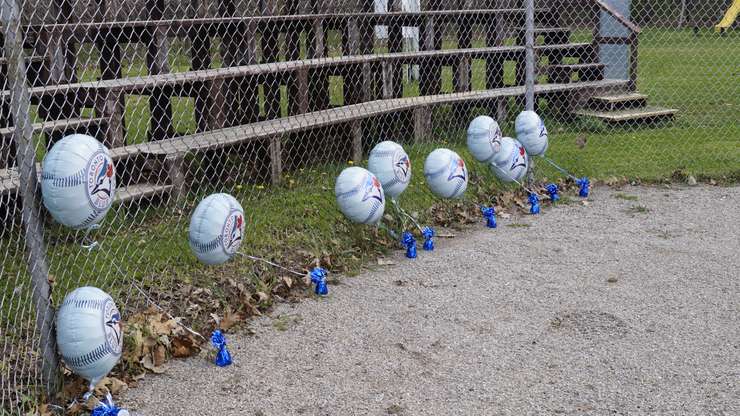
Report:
490,164,542,198
391,199,424,234
83,243,206,342
80,224,101,251
540,156,579,181
237,253,306,277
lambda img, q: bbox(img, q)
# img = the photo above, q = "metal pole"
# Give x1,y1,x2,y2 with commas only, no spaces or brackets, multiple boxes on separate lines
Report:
1,0,60,398
524,0,535,111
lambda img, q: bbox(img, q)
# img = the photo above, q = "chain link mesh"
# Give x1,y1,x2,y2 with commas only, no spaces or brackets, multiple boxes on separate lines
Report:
1,0,738,412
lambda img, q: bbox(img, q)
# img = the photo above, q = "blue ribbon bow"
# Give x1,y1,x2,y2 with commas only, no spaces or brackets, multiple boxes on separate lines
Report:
91,395,126,416
310,267,329,296
528,193,540,215
481,206,497,228
577,177,590,198
401,231,417,259
546,183,560,202
422,227,435,251
211,330,232,367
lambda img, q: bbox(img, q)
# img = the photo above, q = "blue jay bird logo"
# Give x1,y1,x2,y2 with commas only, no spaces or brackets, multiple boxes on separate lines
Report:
510,144,527,171
103,300,123,354
362,174,384,203
394,155,411,181
86,153,115,210
222,211,244,255
447,157,467,181
539,120,548,139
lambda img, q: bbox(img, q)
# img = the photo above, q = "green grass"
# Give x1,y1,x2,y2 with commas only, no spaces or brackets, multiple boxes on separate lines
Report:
613,193,639,201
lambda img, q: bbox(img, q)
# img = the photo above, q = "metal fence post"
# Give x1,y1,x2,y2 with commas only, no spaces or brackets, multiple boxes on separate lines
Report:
524,0,535,111
1,0,60,399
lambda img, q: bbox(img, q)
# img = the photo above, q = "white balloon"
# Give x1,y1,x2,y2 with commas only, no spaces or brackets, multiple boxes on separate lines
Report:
367,141,411,199
56,286,122,389
490,137,529,183
424,148,468,199
335,167,386,225
466,115,503,163
41,134,116,229
515,110,549,156
189,193,245,265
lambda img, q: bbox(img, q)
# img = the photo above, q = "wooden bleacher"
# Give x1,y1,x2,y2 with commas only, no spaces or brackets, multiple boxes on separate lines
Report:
0,2,640,213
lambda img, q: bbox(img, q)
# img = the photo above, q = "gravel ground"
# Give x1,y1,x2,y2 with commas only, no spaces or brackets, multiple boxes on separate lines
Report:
122,185,739,415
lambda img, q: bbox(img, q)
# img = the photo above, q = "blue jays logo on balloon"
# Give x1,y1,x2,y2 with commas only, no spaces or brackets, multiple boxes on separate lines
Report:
103,298,122,355
362,174,384,204
86,152,115,211
221,210,244,255
393,154,410,182
448,156,467,182
510,143,527,171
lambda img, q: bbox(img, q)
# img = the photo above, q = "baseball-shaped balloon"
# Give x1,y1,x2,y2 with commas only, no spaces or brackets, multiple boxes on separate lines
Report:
515,110,548,156
189,193,245,265
424,148,468,199
466,115,503,163
41,134,116,229
335,167,385,225
56,286,122,389
367,141,411,199
490,137,529,183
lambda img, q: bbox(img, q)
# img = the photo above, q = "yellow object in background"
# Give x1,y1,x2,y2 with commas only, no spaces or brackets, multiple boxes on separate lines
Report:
716,0,740,31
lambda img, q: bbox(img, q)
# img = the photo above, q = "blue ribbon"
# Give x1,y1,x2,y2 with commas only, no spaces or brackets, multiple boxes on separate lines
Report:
211,330,232,367
422,227,435,251
480,206,497,228
577,177,590,198
528,193,540,215
546,183,560,202
90,396,126,416
401,231,417,259
310,267,329,296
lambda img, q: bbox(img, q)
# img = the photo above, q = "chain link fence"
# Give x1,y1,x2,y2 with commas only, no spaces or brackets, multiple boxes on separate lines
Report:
1,0,737,413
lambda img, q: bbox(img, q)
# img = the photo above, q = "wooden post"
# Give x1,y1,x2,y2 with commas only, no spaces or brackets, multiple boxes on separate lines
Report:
286,0,303,115
342,18,364,105
1,0,60,398
413,106,432,143
307,1,329,111
454,0,472,93
387,0,403,99
219,0,259,125
95,89,126,148
163,154,186,201
146,0,174,140
94,0,126,145
261,0,281,119
269,136,282,185
628,33,638,92
420,0,442,96
350,120,363,162
190,0,213,132
38,0,80,144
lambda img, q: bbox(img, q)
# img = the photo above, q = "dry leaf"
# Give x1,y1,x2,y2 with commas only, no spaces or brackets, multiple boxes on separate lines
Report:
256,292,269,302
281,276,293,289
377,258,396,266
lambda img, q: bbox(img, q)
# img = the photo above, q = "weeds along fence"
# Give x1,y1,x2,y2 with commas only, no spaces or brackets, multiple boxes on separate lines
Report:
1,0,738,412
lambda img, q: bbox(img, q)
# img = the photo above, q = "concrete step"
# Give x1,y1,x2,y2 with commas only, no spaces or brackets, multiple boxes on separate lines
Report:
547,63,605,83
590,92,649,111
575,106,678,123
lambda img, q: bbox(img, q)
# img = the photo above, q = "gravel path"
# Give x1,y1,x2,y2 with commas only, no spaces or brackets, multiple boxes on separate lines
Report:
122,185,739,415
